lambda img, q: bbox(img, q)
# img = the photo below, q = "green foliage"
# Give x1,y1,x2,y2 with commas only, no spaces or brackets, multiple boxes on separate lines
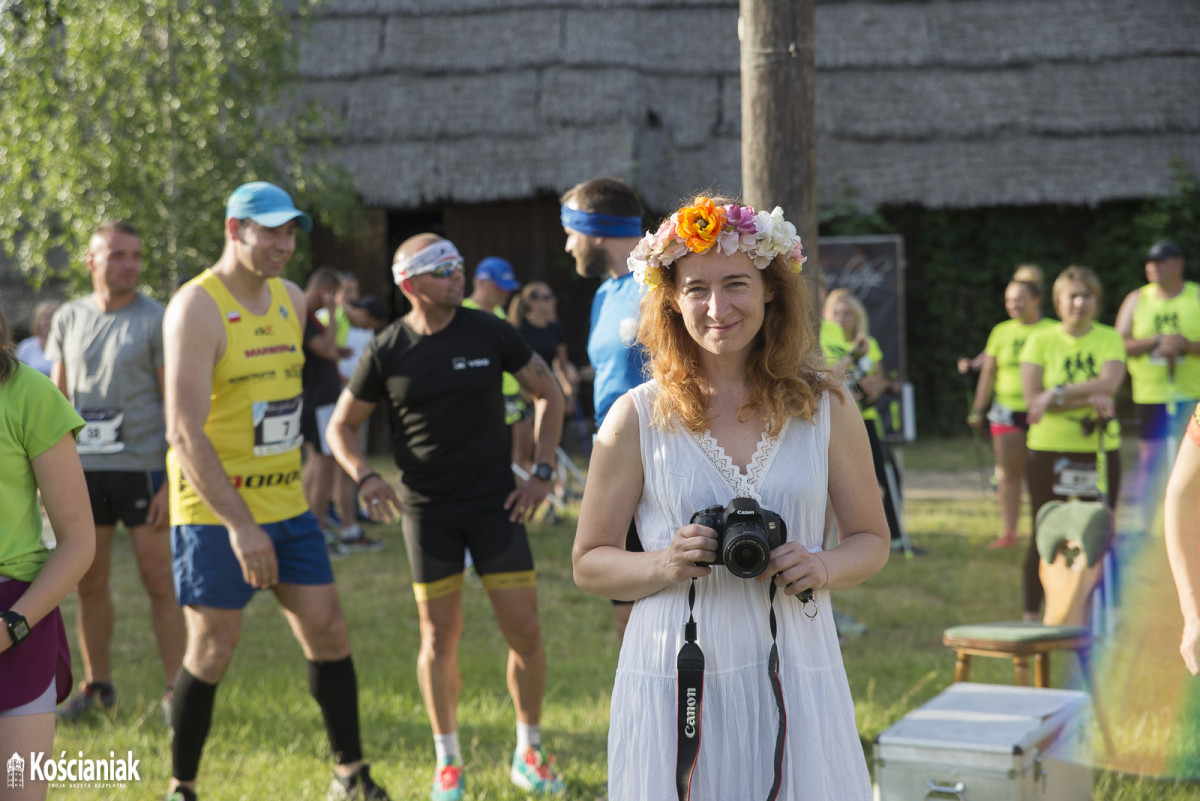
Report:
0,0,360,298
821,167,1200,436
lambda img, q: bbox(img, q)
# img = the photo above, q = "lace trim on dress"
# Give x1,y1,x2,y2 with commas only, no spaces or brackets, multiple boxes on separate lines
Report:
684,418,790,500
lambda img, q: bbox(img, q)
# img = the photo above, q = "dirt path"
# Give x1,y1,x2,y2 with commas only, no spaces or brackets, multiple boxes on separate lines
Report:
903,468,993,500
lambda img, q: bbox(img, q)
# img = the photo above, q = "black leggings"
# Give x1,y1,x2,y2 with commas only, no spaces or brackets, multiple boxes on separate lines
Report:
1024,449,1120,615
865,422,903,541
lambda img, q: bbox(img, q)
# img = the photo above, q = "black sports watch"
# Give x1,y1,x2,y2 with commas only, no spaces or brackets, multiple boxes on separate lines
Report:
1,610,30,648
531,462,555,482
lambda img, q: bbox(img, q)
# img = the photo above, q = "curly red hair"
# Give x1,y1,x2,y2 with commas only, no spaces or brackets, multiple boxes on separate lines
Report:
636,214,841,436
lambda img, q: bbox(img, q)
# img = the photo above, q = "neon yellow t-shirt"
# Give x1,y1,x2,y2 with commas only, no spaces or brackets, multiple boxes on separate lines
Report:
1127,281,1200,404
1021,323,1125,453
820,325,883,421
984,318,1056,412
0,364,85,582
819,319,843,364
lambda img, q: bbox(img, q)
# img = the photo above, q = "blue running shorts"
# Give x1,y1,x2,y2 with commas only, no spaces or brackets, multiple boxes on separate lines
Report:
172,510,335,609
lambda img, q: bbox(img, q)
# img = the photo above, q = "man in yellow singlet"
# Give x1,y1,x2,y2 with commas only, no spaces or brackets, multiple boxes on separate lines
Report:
161,182,389,801
1115,240,1200,533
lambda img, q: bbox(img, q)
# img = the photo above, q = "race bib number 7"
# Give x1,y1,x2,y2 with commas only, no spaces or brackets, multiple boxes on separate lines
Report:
77,408,126,455
252,397,303,456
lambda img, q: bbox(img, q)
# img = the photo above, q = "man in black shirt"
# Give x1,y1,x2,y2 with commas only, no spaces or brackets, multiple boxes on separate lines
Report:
326,234,566,798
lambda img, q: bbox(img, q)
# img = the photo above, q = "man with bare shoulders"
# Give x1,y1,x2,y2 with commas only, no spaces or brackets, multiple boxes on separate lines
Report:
162,182,388,801
326,234,566,800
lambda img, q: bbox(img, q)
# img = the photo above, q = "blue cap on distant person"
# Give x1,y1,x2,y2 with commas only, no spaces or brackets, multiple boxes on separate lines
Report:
474,257,520,291
226,182,313,232
1146,240,1183,262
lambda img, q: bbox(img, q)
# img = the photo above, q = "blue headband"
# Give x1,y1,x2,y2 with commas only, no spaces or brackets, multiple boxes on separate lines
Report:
560,205,643,239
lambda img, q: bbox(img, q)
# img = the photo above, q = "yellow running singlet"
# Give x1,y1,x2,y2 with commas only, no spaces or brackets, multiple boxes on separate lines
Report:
168,270,307,525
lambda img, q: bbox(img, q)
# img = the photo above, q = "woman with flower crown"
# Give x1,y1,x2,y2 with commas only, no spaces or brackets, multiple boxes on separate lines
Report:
573,196,889,800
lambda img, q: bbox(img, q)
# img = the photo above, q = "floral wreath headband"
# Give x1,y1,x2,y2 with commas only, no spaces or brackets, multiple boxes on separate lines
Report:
627,197,806,289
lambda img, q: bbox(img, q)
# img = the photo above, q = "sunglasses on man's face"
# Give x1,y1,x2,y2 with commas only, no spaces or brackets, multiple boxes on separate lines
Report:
424,261,463,278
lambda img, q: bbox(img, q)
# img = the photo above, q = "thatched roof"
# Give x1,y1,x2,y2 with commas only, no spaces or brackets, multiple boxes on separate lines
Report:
296,0,1200,212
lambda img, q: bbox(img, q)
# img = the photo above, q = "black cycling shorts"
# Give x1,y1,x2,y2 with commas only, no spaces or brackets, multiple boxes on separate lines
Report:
402,507,536,602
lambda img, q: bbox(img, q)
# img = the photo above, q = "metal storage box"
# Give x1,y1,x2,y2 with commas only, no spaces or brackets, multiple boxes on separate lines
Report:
873,683,1093,800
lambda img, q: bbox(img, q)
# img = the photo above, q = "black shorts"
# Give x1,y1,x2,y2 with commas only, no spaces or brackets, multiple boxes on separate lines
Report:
402,507,536,602
1134,401,1194,441
301,401,335,454
85,470,165,528
612,519,644,607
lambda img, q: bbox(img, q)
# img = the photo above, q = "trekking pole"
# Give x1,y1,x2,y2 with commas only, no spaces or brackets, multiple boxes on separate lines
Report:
961,371,990,494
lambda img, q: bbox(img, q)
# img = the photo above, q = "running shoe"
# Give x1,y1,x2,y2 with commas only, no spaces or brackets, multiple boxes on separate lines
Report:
57,681,118,721
324,529,350,558
340,526,386,553
430,759,465,801
988,533,1018,549
511,746,564,795
166,788,197,801
327,764,391,800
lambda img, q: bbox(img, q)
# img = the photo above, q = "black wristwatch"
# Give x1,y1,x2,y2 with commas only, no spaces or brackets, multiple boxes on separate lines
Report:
531,462,555,482
1,610,30,648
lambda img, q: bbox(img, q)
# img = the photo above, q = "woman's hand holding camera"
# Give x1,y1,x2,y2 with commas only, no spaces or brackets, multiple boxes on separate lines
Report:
759,542,829,598
663,523,717,583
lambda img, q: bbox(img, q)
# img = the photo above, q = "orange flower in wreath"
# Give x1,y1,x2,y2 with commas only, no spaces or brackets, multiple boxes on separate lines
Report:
675,197,725,254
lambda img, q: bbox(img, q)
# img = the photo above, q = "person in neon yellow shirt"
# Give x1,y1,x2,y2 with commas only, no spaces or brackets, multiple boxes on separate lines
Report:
1115,240,1200,534
1020,265,1126,620
966,265,1056,549
823,289,901,545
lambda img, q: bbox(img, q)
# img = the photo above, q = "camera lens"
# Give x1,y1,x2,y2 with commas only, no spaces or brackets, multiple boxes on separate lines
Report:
722,525,770,578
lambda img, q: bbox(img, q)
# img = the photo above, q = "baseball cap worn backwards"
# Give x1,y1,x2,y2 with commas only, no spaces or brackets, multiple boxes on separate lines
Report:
226,182,313,232
1146,240,1183,262
474,257,520,291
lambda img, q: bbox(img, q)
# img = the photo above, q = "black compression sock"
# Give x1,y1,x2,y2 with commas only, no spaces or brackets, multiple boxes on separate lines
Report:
171,668,218,783
308,656,364,765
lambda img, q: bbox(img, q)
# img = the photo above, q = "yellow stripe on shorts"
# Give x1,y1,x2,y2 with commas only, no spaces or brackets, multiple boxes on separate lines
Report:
479,570,537,592
412,572,466,602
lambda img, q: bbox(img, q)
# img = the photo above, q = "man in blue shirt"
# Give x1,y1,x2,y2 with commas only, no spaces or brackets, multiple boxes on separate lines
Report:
560,177,647,640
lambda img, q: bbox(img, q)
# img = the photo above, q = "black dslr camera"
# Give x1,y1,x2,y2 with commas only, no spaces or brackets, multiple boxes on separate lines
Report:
690,498,787,579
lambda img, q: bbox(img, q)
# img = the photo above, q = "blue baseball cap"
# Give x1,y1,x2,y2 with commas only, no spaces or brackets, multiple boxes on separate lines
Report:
474,257,520,291
225,182,313,232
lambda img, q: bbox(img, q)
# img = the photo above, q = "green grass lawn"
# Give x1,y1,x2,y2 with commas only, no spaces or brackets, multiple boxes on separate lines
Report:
47,439,1200,799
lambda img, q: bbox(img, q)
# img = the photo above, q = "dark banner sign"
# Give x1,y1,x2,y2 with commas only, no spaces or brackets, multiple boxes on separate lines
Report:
819,235,907,380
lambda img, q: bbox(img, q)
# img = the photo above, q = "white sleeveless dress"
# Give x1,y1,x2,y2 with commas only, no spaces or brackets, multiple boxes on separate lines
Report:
607,382,872,801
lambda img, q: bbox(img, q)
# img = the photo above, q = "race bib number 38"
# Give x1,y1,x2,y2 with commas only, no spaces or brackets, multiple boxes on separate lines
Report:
77,408,126,455
252,397,303,456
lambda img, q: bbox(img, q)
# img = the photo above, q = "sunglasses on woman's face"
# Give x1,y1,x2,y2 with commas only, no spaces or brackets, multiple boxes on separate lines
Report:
531,293,555,301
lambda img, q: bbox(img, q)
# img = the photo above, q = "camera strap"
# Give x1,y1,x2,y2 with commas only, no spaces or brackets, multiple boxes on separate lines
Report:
674,578,788,801
675,578,704,801
766,582,786,801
